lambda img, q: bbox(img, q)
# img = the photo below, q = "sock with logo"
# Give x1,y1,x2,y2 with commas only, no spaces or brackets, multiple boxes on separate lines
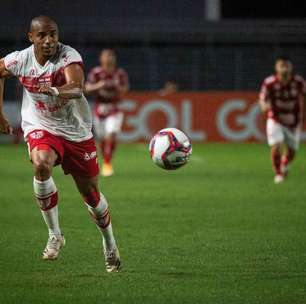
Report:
33,177,61,237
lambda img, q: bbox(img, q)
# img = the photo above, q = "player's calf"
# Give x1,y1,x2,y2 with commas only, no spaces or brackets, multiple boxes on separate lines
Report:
82,189,121,272
281,148,295,177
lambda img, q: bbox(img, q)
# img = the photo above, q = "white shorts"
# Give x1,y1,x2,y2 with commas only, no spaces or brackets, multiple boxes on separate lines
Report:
93,112,124,139
266,118,300,150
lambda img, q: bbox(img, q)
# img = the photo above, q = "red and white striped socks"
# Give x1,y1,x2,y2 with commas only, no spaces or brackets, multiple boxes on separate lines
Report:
85,192,117,252
33,177,61,237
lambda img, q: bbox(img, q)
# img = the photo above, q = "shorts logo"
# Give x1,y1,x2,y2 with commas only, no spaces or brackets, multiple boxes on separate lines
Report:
84,151,97,161
30,131,44,139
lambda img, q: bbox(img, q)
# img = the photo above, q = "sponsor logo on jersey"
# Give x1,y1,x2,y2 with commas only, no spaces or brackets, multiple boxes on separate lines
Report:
84,151,97,161
6,60,18,68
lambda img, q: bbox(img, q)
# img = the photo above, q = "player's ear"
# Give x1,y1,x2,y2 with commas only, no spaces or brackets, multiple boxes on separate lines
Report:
28,32,33,43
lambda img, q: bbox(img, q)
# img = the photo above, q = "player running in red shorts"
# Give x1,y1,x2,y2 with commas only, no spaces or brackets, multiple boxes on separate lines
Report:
259,56,306,184
0,16,121,272
85,49,129,177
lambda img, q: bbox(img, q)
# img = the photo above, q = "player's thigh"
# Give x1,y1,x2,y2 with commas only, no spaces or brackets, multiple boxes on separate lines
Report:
93,116,106,139
266,119,285,146
61,137,100,178
105,112,124,135
27,130,64,169
283,127,300,151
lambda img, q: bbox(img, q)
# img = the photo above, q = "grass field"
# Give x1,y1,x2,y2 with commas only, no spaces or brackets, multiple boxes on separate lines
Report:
1,143,306,304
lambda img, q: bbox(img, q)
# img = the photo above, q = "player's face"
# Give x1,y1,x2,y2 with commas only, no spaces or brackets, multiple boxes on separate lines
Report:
275,60,293,78
100,51,116,69
28,23,59,58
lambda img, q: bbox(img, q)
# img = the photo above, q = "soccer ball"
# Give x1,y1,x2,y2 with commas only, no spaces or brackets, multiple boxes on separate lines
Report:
149,128,192,170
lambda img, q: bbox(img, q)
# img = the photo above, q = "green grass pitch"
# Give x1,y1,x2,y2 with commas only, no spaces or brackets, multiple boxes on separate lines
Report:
0,143,306,304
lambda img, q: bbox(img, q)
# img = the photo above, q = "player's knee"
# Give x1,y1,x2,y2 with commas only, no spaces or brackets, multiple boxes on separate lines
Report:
272,144,281,153
33,156,54,179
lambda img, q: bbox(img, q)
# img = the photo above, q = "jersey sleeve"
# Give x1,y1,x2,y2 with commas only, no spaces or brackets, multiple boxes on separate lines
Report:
87,69,97,84
61,47,83,69
259,80,271,101
298,76,306,95
118,69,129,88
3,51,23,76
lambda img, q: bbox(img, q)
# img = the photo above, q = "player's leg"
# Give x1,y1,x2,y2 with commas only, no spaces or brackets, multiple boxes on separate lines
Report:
281,127,300,176
266,119,285,183
93,115,107,175
72,174,120,272
102,112,124,176
271,143,283,181
31,144,65,259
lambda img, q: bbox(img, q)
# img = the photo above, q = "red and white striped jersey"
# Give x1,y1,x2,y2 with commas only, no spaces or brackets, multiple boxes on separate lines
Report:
4,43,93,142
87,66,129,118
259,74,306,128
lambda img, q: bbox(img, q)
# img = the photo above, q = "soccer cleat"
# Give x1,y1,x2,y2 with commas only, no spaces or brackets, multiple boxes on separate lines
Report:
274,174,284,184
42,234,65,260
104,248,121,273
101,163,114,177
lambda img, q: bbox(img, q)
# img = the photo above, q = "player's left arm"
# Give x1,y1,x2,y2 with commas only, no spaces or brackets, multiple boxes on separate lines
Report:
0,58,14,134
116,70,130,95
300,93,305,128
39,63,84,99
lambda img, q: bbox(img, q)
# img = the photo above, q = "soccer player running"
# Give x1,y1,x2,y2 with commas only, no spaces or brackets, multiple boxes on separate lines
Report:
0,16,121,272
85,49,129,177
259,56,306,184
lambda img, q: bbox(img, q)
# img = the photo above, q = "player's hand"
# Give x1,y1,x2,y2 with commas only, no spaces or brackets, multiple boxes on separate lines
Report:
38,85,59,96
95,80,107,89
38,85,52,95
0,114,13,135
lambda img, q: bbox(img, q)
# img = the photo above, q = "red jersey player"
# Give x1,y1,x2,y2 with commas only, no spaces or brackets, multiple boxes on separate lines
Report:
0,16,121,272
259,56,306,184
85,49,129,177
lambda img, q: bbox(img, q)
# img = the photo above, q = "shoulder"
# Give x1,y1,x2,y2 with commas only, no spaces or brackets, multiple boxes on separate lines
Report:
89,66,102,75
117,68,128,76
293,74,305,83
4,46,32,62
57,43,83,65
3,46,32,74
263,75,276,86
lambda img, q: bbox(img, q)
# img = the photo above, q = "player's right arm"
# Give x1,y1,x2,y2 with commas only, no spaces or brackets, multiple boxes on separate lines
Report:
258,80,271,113
84,69,105,94
85,80,106,93
0,59,13,134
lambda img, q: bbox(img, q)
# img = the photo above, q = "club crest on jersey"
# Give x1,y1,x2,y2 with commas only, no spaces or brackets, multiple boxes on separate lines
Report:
84,151,97,161
38,76,52,86
30,130,44,139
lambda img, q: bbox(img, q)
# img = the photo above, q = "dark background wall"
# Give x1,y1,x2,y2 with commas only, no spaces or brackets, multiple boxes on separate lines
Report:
1,0,306,99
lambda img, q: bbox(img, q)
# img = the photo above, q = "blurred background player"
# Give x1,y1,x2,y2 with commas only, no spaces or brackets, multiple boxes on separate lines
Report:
85,49,129,177
0,16,121,272
259,56,306,184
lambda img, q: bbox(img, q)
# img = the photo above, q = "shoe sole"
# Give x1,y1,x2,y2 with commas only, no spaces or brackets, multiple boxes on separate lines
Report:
106,260,121,273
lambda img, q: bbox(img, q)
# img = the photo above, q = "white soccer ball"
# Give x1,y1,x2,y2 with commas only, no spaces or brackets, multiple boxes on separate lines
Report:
149,128,192,170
